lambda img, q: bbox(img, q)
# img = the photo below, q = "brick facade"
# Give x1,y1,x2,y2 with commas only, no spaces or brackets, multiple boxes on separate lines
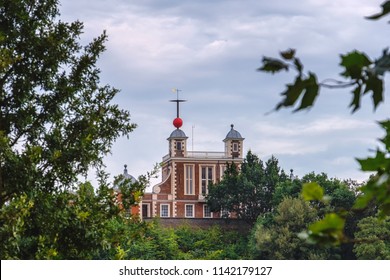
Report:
140,124,244,220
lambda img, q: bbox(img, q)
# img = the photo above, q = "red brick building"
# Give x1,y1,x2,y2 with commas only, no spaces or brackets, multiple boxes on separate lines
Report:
141,123,244,219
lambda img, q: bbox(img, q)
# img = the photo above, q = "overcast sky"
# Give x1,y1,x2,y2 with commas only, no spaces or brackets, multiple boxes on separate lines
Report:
60,0,389,187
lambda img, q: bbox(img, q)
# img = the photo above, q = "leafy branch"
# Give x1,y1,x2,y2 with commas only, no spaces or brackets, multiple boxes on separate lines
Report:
258,1,390,246
258,48,390,113
366,0,390,21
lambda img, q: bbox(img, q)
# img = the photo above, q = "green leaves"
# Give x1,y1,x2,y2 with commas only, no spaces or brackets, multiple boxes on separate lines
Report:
301,182,324,201
357,150,390,172
298,121,390,246
258,49,298,73
340,50,371,79
257,1,390,252
0,0,140,259
258,49,320,112
354,120,390,218
258,57,289,73
252,197,327,259
276,72,319,111
366,0,390,21
300,182,346,245
372,48,390,75
280,48,296,60
353,216,390,259
365,74,383,108
308,213,346,245
380,120,390,150
206,152,286,224
0,0,137,206
338,50,386,112
259,47,388,113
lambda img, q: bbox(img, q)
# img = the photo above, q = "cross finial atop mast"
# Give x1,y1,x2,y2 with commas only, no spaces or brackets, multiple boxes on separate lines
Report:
170,88,186,129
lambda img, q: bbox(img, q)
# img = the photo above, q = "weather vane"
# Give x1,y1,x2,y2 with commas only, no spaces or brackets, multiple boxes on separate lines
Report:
170,88,186,129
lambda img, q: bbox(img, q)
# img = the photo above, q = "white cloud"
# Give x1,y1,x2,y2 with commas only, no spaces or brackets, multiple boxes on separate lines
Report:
252,138,328,156
328,156,355,166
253,116,374,137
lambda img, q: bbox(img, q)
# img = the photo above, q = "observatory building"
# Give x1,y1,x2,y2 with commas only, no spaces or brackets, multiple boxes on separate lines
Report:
140,91,244,219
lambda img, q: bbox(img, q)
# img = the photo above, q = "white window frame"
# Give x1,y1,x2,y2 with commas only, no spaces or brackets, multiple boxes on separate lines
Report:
185,204,195,218
203,204,213,218
184,164,195,195
160,204,170,218
199,165,215,195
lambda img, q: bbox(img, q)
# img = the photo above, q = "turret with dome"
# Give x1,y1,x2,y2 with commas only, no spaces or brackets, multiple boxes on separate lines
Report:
224,124,244,159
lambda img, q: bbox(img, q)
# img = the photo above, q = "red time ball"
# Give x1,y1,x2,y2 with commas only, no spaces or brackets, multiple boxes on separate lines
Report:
173,117,183,128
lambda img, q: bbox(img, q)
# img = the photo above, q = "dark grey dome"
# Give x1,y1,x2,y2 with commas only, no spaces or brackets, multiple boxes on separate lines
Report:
123,167,137,183
224,124,244,141
114,165,137,190
168,128,188,139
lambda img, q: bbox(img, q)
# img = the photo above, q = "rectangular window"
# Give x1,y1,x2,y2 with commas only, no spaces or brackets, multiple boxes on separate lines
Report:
160,204,169,218
203,205,212,218
201,166,214,195
233,142,239,152
185,204,194,218
185,165,194,195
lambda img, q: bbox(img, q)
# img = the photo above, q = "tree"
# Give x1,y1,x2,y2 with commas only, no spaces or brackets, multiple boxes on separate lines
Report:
174,224,249,260
0,0,138,259
1,183,107,259
353,216,390,260
300,173,356,212
250,197,337,259
257,1,390,245
273,172,356,212
272,176,302,206
0,0,136,207
206,151,287,224
270,172,359,258
0,168,157,259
